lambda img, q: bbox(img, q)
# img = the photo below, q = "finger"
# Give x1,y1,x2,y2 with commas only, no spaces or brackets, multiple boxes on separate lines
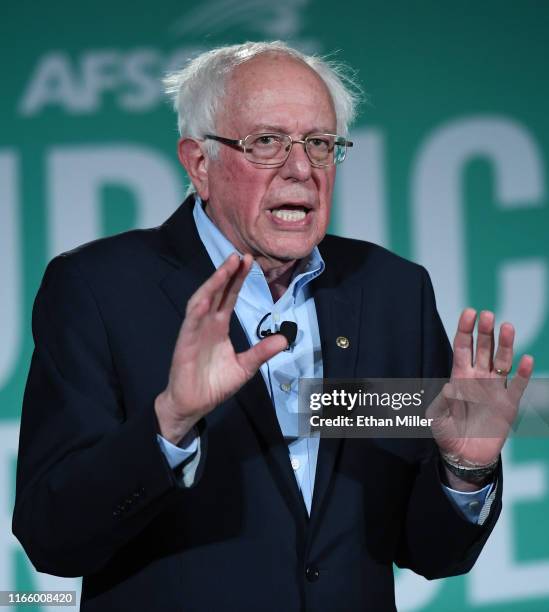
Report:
176,297,211,350
210,253,246,312
474,310,495,373
493,322,515,376
187,253,240,314
508,354,534,406
452,308,476,371
237,333,289,377
217,254,253,314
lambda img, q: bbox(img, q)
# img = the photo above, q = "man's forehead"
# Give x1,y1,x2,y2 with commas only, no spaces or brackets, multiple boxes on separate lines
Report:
221,55,336,131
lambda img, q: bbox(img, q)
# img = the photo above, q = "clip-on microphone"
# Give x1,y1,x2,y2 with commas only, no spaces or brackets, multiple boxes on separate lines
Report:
256,313,298,348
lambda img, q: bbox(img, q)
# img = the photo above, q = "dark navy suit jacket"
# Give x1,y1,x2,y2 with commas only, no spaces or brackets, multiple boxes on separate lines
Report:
13,196,502,611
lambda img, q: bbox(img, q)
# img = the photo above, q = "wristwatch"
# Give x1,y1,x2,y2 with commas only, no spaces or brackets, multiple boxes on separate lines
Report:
440,452,499,485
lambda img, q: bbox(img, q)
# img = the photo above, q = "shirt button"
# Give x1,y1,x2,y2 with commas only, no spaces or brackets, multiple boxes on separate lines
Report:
468,500,481,511
291,457,300,471
305,565,320,582
280,382,291,393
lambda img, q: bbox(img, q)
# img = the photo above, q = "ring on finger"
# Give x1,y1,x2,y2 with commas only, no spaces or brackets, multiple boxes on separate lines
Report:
495,367,511,377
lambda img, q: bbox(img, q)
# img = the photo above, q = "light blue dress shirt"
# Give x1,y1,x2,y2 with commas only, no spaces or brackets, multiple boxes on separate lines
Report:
157,196,494,523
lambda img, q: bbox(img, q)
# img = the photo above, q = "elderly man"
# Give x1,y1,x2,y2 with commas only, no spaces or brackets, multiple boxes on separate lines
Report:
14,42,533,611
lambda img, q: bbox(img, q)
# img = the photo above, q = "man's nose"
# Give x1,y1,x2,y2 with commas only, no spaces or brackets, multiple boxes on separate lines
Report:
279,140,312,181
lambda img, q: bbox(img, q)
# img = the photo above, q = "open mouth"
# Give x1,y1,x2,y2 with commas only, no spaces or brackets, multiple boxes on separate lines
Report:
268,204,311,222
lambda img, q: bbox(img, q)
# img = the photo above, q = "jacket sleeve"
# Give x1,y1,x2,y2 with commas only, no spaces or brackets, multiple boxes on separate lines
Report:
12,254,205,577
394,267,502,579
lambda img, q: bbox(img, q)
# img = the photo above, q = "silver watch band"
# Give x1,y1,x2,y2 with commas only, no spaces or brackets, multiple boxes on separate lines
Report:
441,452,499,484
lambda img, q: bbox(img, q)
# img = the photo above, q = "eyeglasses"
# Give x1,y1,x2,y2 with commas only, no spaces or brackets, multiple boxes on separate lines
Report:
204,132,353,167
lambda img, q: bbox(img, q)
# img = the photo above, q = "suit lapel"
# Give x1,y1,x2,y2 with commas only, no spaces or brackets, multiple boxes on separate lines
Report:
309,265,363,528
156,198,307,526
157,196,217,319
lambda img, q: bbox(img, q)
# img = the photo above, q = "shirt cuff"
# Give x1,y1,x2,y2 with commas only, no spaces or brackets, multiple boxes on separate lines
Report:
442,481,496,524
157,428,199,469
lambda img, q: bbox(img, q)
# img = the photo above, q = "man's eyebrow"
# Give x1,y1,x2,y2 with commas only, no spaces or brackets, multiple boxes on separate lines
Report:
251,124,290,133
250,124,336,135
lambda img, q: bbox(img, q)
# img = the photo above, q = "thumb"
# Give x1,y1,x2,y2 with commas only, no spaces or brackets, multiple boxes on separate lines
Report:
237,334,289,378
425,382,455,419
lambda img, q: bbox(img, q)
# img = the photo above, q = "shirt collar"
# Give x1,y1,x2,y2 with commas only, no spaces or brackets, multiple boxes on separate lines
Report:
192,195,325,302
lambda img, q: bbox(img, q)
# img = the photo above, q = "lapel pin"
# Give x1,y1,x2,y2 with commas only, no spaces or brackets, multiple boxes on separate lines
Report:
336,336,350,349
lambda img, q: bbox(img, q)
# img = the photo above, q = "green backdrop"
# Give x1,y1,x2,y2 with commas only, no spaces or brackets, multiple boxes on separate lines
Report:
1,1,548,610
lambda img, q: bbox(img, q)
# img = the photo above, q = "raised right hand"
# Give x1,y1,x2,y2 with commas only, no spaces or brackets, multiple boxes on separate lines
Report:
154,253,288,444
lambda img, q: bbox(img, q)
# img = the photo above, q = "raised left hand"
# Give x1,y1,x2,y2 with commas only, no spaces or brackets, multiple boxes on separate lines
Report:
426,308,534,472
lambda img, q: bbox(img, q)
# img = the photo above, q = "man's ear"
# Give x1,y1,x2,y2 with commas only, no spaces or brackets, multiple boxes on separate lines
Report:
177,138,209,200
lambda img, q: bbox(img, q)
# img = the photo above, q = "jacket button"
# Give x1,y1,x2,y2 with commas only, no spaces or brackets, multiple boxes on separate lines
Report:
305,566,320,582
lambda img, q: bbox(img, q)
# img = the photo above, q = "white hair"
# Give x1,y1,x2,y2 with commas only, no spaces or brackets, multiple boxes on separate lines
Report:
164,41,362,171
